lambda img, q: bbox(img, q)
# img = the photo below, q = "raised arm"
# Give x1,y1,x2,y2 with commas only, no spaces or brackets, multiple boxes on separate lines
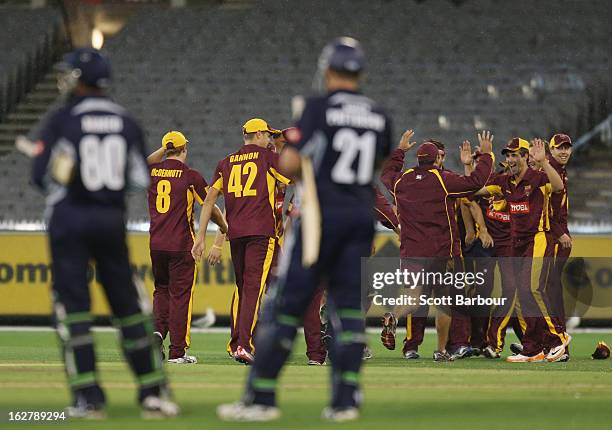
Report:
381,129,416,192
146,146,165,165
444,131,494,194
460,140,475,175
531,138,563,192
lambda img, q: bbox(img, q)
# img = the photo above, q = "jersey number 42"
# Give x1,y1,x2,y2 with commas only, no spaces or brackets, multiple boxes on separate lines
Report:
228,162,258,198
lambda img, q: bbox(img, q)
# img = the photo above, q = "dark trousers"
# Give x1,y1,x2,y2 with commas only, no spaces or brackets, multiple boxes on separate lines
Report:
151,250,197,359
228,236,276,354
245,209,374,409
271,242,326,363
447,240,494,352
485,242,524,352
49,204,165,405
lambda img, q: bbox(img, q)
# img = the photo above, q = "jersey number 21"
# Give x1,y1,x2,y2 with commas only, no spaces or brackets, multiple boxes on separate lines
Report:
331,129,376,185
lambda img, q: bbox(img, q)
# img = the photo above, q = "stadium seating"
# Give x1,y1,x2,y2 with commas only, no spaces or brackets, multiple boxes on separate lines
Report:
1,0,611,222
0,6,61,121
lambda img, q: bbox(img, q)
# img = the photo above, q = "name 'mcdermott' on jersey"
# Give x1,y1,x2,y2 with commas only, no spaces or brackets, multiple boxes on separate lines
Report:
148,159,208,252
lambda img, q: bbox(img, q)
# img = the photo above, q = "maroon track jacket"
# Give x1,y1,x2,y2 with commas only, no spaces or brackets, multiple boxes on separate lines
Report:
381,149,493,258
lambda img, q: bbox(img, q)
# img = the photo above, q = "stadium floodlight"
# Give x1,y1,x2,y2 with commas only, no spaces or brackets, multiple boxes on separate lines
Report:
92,28,104,50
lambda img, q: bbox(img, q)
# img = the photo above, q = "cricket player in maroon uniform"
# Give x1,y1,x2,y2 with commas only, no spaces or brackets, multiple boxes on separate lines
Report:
470,167,525,358
374,185,430,359
547,133,573,361
477,137,570,362
445,155,492,359
381,130,494,361
191,118,291,364
147,131,227,363
446,197,493,357
365,186,400,358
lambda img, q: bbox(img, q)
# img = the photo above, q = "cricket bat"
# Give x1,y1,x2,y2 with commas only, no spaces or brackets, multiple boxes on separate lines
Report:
300,156,321,266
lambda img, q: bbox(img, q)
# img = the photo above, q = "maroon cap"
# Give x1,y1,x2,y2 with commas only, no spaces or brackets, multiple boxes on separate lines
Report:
550,133,572,148
501,137,530,155
417,142,439,163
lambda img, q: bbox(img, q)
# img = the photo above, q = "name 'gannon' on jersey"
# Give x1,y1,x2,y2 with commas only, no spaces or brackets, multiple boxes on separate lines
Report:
293,89,393,209
32,95,149,210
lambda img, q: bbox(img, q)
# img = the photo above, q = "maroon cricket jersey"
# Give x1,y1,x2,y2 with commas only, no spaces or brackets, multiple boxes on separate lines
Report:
486,168,552,241
548,156,569,239
381,148,493,258
148,159,208,251
211,144,290,240
473,174,512,247
374,186,399,231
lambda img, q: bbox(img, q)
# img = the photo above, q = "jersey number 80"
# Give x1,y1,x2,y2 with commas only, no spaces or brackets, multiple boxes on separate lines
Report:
79,134,127,191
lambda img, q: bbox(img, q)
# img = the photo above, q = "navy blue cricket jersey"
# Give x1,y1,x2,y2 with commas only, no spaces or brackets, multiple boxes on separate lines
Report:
32,95,149,212
294,89,393,212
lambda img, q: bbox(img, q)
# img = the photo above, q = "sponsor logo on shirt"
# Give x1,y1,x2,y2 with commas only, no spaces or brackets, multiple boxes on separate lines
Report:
509,201,530,214
486,207,511,222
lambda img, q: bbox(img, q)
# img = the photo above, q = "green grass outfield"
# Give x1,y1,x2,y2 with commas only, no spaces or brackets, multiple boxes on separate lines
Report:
1,329,612,429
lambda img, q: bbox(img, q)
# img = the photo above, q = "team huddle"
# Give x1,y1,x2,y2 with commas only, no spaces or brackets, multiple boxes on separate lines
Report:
30,35,575,422
376,131,573,364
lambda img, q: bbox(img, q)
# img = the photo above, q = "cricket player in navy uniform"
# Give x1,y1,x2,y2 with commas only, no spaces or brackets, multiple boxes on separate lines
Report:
31,49,178,418
216,37,393,422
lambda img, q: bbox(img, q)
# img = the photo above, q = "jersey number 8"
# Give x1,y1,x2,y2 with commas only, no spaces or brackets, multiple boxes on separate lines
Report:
156,180,171,213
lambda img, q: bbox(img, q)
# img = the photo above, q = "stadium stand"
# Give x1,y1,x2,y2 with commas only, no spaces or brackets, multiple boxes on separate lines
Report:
0,5,63,137
1,0,611,223
0,4,64,220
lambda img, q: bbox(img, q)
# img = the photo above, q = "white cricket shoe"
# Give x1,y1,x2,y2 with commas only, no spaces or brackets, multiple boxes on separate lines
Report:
321,406,360,422
506,351,546,363
141,395,180,419
482,346,500,359
168,354,198,364
217,402,281,422
65,405,106,420
547,334,572,362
